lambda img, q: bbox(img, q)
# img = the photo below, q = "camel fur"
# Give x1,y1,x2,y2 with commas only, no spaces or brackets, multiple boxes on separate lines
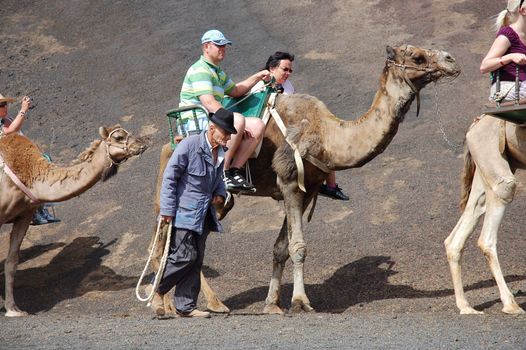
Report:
150,45,460,315
445,115,526,315
0,125,149,317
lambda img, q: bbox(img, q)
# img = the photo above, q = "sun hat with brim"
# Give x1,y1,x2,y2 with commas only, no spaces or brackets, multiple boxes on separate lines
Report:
209,108,237,134
201,29,232,46
0,94,16,104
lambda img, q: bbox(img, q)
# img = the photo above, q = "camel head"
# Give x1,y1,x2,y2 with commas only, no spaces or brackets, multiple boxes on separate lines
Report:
99,124,150,181
386,45,460,90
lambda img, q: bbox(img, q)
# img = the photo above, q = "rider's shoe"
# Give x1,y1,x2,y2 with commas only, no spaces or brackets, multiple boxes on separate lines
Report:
30,210,49,225
224,168,254,191
41,206,61,223
319,184,349,201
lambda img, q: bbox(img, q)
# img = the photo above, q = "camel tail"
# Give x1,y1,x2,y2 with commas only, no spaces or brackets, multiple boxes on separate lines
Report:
459,143,475,211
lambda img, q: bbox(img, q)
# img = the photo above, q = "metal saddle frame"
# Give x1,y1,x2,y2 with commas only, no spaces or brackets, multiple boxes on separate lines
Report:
484,64,526,125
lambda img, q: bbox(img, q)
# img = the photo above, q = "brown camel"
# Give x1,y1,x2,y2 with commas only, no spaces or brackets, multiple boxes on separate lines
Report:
150,45,460,315
444,115,526,315
1,125,149,317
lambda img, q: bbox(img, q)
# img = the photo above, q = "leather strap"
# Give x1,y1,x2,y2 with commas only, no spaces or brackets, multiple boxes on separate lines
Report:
0,155,41,204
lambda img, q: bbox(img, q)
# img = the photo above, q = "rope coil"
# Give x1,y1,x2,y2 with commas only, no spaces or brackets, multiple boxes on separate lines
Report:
135,217,172,305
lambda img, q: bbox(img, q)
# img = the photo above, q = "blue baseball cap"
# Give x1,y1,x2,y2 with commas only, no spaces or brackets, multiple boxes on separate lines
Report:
201,29,232,46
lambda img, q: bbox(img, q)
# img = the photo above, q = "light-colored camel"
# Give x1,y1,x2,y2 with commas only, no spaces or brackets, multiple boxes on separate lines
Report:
151,45,460,315
445,115,526,315
1,125,149,317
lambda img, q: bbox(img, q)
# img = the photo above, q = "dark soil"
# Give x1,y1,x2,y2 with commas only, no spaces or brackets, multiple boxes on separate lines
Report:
1,1,525,348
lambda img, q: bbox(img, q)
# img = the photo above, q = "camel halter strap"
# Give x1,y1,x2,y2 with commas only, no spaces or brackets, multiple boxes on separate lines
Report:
0,155,41,204
135,217,172,304
267,94,330,193
104,127,130,165
386,46,434,117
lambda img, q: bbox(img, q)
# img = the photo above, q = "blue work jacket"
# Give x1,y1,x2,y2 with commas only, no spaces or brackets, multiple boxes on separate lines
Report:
159,130,226,234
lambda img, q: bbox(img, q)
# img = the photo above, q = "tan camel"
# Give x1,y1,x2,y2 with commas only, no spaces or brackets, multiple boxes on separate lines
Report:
1,125,149,317
445,115,526,315
150,45,460,315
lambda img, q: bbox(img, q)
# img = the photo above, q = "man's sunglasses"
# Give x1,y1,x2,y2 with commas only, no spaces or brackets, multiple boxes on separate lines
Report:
0,103,7,108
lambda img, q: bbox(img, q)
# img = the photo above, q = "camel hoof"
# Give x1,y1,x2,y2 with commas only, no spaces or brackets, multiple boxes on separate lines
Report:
163,294,177,314
263,304,285,315
459,307,484,315
207,300,230,314
5,309,29,317
502,304,525,315
148,292,165,317
290,300,314,313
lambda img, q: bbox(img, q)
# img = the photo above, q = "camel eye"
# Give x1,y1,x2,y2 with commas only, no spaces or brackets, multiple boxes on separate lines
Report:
413,55,426,65
112,133,124,141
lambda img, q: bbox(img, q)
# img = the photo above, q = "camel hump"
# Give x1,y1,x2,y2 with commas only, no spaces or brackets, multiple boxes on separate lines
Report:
0,133,49,184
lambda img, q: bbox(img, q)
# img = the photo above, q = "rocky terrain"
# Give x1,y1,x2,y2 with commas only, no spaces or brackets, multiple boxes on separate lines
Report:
0,1,525,348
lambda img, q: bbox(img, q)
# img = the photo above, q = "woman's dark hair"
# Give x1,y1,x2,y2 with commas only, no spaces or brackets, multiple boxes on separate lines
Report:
265,51,295,70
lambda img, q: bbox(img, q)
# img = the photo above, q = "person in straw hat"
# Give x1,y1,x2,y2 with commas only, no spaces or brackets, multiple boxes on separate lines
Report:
0,93,59,225
0,93,31,137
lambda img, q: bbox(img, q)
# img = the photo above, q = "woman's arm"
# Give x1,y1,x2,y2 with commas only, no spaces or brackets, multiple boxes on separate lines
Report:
2,96,31,135
480,35,526,73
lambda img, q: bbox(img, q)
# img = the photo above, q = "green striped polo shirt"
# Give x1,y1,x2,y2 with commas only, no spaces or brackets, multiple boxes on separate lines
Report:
179,55,235,120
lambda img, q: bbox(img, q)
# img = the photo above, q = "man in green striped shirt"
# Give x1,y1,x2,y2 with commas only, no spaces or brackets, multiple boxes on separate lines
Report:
178,29,269,191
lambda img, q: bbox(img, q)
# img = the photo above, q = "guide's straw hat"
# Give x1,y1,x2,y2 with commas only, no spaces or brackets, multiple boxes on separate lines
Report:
0,94,16,104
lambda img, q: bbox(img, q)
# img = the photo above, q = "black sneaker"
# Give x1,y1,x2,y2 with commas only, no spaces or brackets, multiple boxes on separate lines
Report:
224,168,254,191
319,184,349,201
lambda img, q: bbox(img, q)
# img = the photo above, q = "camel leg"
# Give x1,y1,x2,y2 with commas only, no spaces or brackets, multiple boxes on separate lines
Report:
445,170,486,314
263,218,289,314
462,120,524,315
280,179,313,313
4,215,32,317
201,271,230,313
477,189,525,315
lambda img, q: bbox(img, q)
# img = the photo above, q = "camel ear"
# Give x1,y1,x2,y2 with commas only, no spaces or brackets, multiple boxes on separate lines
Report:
99,126,109,139
386,45,396,60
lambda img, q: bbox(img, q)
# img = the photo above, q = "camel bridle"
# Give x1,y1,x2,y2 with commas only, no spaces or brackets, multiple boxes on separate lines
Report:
104,127,131,165
386,46,437,117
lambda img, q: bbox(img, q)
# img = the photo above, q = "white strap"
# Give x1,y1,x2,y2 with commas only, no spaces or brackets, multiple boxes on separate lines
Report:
269,108,306,192
0,155,41,204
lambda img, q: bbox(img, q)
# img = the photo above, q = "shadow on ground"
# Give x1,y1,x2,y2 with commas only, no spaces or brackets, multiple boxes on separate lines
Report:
223,256,526,313
0,236,138,313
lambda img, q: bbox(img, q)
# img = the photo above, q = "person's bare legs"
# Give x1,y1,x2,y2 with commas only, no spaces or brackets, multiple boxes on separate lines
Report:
230,117,265,169
326,171,337,187
224,113,246,170
223,114,265,191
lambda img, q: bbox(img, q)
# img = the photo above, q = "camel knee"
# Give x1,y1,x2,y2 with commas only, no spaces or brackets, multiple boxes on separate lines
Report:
289,241,307,264
492,176,516,203
477,239,496,259
445,245,463,264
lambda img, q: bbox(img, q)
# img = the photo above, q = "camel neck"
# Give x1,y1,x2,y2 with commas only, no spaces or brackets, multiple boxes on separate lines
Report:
31,142,112,202
322,69,414,170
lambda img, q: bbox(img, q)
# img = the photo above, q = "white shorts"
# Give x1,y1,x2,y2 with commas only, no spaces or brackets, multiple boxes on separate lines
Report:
489,81,526,102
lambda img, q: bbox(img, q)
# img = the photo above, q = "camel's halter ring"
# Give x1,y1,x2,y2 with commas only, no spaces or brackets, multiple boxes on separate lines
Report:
104,127,130,165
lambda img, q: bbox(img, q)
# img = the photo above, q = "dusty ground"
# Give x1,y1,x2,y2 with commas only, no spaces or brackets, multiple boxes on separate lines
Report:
1,0,526,348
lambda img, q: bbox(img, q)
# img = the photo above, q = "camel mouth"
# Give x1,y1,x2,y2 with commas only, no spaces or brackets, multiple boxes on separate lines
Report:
128,136,151,156
434,65,461,84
